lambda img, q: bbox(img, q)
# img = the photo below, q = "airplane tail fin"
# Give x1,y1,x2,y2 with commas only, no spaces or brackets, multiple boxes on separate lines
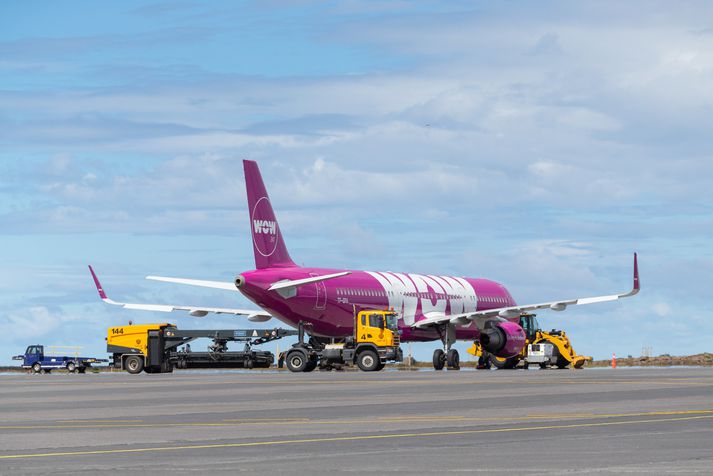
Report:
243,160,296,269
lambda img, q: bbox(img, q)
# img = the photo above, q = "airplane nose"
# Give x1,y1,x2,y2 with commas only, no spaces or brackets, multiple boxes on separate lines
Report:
235,275,246,289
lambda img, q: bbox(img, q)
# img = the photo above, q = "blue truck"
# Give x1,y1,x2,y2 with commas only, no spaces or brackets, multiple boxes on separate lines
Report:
13,345,107,373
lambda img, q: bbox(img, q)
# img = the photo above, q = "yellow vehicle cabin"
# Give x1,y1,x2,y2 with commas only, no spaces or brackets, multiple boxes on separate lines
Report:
107,323,175,357
355,310,400,347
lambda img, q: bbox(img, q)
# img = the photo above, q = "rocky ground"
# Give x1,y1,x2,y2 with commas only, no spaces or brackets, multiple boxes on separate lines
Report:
588,353,713,367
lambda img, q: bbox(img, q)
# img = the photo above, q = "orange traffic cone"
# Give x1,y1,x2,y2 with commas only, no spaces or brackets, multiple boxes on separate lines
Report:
611,352,617,369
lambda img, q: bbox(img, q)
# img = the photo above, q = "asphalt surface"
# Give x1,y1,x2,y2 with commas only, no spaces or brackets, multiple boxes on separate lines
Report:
1,367,712,474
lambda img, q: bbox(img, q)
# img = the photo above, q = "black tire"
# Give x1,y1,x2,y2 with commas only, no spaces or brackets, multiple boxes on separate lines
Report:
357,350,380,371
32,362,42,374
556,359,570,369
285,351,308,372
66,362,76,373
125,355,144,374
375,362,386,371
244,359,254,369
477,351,492,369
303,359,318,373
446,349,460,370
433,349,445,370
78,367,86,374
489,355,519,369
550,346,570,369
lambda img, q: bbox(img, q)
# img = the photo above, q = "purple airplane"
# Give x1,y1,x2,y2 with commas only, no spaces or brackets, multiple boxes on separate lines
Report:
90,160,639,368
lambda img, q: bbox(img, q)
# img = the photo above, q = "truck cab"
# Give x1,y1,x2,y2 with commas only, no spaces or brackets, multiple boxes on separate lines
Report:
356,310,400,347
519,314,541,342
284,309,403,372
14,345,44,368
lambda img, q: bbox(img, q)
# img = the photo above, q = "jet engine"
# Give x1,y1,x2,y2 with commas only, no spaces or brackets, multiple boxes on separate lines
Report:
479,321,526,358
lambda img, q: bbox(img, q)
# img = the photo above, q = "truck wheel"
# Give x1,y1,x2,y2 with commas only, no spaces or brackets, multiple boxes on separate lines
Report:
66,362,76,373
32,363,42,373
357,350,380,371
303,358,318,373
489,355,519,369
285,351,308,372
125,355,144,374
433,349,445,370
245,359,254,369
446,349,460,370
375,362,386,371
78,367,86,374
549,345,570,369
553,349,570,368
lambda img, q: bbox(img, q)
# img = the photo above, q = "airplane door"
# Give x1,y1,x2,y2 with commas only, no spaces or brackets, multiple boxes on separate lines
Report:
311,273,327,310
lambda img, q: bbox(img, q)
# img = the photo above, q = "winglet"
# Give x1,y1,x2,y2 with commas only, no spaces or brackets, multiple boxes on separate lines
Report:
619,252,640,298
88,265,108,300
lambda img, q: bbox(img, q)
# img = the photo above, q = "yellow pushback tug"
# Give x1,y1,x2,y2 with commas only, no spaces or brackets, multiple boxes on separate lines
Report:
107,323,297,374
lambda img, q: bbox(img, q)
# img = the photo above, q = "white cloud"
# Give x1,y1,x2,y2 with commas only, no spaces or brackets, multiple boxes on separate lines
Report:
651,302,672,317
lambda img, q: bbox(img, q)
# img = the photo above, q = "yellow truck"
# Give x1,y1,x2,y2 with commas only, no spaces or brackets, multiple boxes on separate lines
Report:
282,308,403,372
468,314,592,369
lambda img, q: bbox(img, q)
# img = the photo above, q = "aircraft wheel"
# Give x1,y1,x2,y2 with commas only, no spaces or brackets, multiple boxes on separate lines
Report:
125,355,144,374
446,349,460,370
433,349,445,370
489,355,519,369
357,350,380,371
66,362,77,373
32,363,42,374
285,351,308,372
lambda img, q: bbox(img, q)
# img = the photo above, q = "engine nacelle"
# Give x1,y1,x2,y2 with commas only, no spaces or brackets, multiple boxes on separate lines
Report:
480,321,526,358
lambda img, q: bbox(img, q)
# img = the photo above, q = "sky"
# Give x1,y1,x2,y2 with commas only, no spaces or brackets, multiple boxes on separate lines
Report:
1,0,712,365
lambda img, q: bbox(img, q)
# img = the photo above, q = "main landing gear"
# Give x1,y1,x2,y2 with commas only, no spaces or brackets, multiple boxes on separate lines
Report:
432,323,460,370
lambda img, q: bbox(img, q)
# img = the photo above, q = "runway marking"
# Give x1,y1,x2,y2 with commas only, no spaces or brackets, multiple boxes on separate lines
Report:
2,409,712,430
1,414,712,460
56,420,144,423
222,418,310,423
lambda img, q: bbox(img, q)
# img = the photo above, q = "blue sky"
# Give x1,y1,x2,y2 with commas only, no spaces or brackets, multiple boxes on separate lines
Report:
1,1,712,364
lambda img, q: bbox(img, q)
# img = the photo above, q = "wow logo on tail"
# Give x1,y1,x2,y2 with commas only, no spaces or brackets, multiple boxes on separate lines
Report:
251,197,279,257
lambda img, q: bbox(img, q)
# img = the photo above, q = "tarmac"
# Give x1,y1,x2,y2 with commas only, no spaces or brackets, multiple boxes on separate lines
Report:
1,367,712,474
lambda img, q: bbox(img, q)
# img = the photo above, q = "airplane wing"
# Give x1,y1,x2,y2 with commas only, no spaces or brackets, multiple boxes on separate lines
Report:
413,253,640,330
145,275,236,290
88,266,272,321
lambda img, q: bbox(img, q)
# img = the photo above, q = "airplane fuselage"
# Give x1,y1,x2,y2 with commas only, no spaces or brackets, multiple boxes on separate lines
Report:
238,267,517,342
